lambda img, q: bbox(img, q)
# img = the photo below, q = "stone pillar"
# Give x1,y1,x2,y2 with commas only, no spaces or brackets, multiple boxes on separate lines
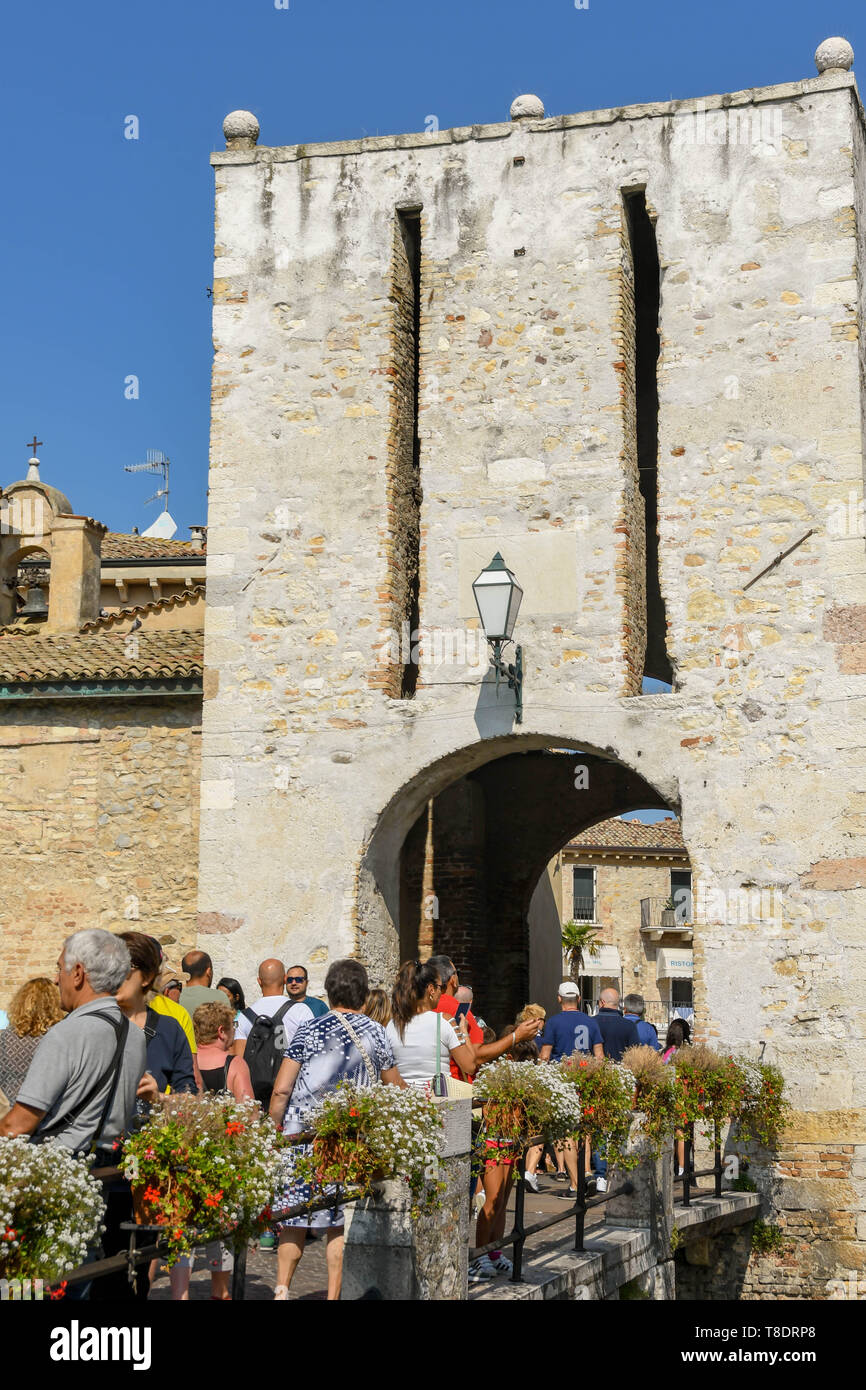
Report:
342,1098,471,1300
604,1115,674,1261
46,516,106,632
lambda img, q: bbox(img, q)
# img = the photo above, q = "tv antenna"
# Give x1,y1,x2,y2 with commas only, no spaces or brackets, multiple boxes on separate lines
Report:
124,449,177,539
125,449,171,507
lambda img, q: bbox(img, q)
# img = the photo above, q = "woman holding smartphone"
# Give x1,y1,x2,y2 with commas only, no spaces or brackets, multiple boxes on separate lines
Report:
386,961,478,1086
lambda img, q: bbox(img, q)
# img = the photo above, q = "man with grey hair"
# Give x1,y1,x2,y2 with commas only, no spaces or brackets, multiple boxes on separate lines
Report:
622,993,661,1051
0,929,147,1153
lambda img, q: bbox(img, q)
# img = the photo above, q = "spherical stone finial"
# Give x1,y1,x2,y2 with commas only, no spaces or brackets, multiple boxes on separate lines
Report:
510,94,545,121
223,110,260,149
815,37,854,74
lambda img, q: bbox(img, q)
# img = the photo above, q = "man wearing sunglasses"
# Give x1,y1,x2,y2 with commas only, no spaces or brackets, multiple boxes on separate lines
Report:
285,965,328,1019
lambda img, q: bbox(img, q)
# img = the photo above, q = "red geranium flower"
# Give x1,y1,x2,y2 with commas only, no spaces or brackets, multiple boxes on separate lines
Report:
225,1121,245,1136
143,1185,162,1204
48,1282,67,1301
205,1190,224,1208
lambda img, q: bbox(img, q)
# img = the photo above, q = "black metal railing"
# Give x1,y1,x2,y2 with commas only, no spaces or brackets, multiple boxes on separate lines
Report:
640,896,693,932
571,896,596,922
674,1122,723,1206
643,1000,694,1032
469,1138,633,1284
47,1134,365,1301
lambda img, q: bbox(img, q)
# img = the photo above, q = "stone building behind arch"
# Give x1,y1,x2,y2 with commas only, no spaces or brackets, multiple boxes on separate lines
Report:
200,48,866,1293
0,456,205,991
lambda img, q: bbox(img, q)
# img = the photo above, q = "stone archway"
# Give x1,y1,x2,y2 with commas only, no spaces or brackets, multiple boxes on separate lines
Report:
357,736,677,1025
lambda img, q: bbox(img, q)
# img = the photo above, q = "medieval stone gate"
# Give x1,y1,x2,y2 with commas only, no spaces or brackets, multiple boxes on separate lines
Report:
198,47,866,1294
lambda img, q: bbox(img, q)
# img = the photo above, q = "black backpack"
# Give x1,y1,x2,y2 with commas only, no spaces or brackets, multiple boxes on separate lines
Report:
242,1001,295,1106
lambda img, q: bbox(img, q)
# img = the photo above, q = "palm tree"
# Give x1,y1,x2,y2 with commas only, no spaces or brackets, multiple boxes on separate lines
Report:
561,919,602,981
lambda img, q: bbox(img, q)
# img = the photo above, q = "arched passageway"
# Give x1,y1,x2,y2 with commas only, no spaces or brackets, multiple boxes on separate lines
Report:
359,739,690,1028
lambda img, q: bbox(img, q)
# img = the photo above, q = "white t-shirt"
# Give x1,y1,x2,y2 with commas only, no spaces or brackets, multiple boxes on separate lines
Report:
235,996,314,1049
385,1011,460,1086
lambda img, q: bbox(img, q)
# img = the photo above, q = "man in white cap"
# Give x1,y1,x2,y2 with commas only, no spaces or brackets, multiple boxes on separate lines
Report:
538,982,603,1195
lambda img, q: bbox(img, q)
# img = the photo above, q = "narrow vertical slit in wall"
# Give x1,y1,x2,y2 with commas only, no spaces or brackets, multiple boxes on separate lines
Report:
397,208,422,697
625,190,672,685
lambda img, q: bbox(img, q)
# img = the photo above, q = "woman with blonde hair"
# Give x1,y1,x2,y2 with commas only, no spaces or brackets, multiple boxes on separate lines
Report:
0,978,63,1105
362,987,392,1027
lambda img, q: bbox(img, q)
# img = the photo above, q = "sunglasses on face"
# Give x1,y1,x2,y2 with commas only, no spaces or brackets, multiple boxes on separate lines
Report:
286,976,306,984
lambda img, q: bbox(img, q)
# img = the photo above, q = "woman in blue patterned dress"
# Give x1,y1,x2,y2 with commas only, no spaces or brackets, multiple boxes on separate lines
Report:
268,958,405,1300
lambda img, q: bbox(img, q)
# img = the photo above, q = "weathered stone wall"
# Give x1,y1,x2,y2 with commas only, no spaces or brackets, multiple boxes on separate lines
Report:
201,68,866,1290
0,697,201,1005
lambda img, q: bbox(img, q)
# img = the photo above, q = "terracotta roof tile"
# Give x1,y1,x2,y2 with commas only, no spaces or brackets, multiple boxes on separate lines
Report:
0,630,203,683
79,585,205,632
567,816,686,852
101,532,206,560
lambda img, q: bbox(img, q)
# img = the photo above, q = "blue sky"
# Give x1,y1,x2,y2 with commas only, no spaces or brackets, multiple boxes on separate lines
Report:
1,0,863,535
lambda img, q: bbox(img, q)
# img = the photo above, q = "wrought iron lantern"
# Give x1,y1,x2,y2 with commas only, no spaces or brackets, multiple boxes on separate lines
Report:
471,552,524,722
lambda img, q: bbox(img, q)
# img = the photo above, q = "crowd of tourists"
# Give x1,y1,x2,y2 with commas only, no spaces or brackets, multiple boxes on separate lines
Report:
0,929,692,1299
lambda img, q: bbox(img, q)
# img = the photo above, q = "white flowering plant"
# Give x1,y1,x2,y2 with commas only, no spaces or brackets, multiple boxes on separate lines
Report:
293,1081,444,1211
471,1058,583,1162
733,1058,789,1148
0,1137,105,1287
123,1093,284,1264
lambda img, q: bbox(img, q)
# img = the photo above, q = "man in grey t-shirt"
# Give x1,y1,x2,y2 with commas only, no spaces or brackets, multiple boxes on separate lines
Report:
177,949,227,1018
0,929,147,1153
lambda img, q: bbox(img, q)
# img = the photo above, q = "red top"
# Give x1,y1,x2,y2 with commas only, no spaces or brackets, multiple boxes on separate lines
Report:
435,993,483,1079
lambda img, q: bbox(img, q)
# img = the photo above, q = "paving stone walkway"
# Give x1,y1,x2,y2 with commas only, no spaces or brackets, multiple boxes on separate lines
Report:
148,1236,329,1301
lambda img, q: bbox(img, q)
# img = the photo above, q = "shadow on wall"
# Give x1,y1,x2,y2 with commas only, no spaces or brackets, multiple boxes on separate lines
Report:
528,864,563,1019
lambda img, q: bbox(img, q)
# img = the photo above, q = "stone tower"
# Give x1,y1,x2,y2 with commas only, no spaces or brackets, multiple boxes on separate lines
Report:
200,41,866,1292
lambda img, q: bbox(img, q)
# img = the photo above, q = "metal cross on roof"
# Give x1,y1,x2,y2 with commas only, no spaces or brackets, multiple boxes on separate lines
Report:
27,436,43,456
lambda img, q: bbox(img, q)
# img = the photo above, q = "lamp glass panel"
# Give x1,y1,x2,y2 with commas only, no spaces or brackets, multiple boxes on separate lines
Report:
472,571,513,640
503,580,523,639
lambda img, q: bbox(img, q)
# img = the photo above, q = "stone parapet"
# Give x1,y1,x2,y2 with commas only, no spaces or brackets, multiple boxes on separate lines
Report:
342,1098,471,1300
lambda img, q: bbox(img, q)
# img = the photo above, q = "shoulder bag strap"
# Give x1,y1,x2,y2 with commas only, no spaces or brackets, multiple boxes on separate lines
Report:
431,1010,450,1097
242,1007,258,1027
273,1000,294,1025
334,1011,376,1084
37,1011,130,1144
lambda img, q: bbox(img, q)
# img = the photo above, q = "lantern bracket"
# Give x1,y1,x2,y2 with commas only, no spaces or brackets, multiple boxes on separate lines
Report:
489,639,523,724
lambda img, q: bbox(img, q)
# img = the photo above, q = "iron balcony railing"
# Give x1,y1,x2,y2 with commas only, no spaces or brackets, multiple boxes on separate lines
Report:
643,1000,694,1033
572,896,596,922
640,894,693,932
